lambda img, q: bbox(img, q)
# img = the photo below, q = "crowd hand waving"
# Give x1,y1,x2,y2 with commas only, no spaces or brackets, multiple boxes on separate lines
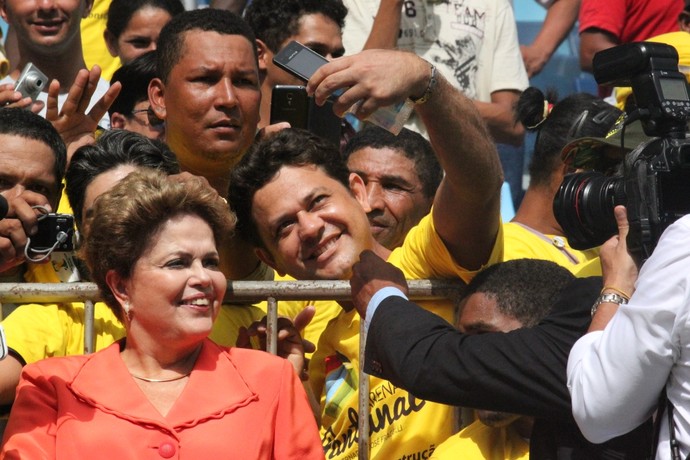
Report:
0,83,43,113
350,250,409,319
307,49,429,120
0,190,52,272
46,66,121,163
236,306,316,379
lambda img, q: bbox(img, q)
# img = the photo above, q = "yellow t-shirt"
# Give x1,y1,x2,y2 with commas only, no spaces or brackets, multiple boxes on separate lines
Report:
259,273,343,354
306,214,504,459
431,420,530,460
2,301,125,364
503,222,601,276
81,0,120,81
209,304,267,347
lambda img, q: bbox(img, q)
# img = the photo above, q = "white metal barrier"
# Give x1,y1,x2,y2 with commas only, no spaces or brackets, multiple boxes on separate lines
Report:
0,280,464,459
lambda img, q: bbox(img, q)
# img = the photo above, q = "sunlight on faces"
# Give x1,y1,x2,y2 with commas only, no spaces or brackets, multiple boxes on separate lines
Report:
347,147,432,250
107,6,172,64
2,0,92,55
152,31,261,177
114,214,226,346
251,165,374,280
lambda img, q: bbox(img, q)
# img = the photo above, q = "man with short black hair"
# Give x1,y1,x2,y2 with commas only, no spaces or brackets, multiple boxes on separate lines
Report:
148,8,266,280
342,126,442,249
243,0,347,130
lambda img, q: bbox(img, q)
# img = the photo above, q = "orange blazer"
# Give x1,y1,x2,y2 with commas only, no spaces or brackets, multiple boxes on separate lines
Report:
1,339,324,459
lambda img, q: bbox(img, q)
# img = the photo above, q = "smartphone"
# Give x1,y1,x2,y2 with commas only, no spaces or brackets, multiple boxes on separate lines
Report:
270,85,309,128
273,41,413,135
0,324,7,361
270,85,341,147
273,41,330,82
14,62,48,104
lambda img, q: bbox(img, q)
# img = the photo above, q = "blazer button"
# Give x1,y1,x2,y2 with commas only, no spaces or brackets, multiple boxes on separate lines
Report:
159,441,176,458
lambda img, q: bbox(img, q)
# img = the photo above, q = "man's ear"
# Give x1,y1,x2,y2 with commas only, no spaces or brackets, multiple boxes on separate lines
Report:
103,29,118,58
105,269,129,306
349,172,372,213
256,39,271,72
148,78,167,121
110,112,127,129
255,247,285,277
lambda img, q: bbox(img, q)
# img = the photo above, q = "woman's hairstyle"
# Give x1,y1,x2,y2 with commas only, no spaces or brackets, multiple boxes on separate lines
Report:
106,0,185,40
85,169,235,321
65,130,180,228
516,87,622,187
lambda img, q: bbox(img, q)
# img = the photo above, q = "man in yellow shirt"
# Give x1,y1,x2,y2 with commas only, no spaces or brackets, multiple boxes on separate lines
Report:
229,48,504,459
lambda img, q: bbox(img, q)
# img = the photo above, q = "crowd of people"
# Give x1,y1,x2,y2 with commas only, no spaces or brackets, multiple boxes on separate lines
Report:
0,0,689,459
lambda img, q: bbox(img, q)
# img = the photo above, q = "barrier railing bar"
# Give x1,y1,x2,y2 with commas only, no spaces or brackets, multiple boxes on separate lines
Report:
83,300,95,355
0,280,464,303
266,296,278,355
358,319,370,460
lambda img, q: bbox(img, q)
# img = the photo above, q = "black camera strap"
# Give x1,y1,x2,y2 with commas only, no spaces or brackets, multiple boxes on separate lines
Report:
653,389,689,460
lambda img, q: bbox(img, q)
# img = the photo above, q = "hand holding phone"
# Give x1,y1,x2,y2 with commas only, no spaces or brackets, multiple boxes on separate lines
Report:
273,41,413,135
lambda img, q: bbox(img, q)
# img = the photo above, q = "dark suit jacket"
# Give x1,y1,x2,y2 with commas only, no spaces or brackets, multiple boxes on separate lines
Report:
364,276,652,459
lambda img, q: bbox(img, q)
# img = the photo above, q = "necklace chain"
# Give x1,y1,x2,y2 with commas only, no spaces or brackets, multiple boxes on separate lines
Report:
130,371,191,383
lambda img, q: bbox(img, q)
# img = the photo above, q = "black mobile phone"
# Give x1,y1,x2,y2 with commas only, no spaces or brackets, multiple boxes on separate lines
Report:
273,41,329,82
270,85,341,147
271,85,309,128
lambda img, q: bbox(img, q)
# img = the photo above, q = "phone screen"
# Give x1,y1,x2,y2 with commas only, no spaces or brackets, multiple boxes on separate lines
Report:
273,41,328,82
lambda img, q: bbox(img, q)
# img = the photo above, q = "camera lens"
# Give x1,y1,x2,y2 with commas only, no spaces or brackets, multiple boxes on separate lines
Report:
553,172,625,249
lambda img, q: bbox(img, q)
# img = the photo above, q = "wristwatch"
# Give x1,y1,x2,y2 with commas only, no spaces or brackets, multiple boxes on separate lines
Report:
591,292,629,317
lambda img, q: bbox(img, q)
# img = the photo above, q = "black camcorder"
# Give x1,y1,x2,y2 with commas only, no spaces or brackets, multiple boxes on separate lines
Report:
554,42,690,261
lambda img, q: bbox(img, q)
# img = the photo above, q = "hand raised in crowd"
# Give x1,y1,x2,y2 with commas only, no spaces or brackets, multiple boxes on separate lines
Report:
0,83,43,113
350,250,409,319
0,190,52,273
307,49,430,119
46,66,121,163
236,306,316,379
